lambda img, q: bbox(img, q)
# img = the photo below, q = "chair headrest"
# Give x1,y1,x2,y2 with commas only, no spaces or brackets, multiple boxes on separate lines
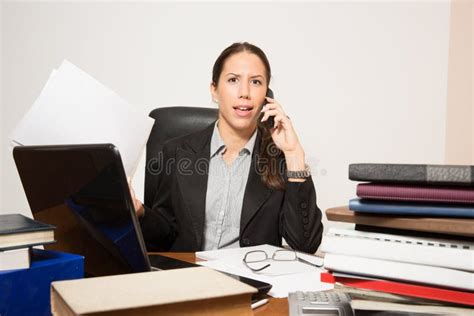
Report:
144,106,218,207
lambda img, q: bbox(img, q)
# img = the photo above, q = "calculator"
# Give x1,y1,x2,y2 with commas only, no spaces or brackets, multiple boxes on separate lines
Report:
288,291,354,316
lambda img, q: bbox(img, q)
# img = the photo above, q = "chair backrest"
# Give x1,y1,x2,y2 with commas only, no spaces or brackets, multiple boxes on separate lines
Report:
144,106,218,207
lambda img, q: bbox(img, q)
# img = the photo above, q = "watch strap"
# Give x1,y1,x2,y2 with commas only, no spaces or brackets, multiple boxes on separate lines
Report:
287,164,311,179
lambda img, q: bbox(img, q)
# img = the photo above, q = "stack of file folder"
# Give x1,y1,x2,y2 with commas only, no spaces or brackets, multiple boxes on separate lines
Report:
321,163,474,312
348,163,474,219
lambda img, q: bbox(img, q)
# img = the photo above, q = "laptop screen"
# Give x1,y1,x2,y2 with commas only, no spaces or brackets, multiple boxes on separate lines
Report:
13,144,151,276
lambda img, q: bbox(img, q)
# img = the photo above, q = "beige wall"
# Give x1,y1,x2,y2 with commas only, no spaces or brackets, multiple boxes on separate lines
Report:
0,2,3,211
2,2,451,219
445,0,473,164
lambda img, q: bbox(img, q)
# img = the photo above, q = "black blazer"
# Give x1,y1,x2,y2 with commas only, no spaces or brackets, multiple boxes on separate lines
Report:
140,123,323,253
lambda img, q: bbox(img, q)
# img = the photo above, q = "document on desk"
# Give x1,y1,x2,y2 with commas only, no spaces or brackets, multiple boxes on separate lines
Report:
9,60,154,177
196,244,333,298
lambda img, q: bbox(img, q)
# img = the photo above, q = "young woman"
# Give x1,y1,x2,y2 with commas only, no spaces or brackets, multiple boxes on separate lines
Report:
131,42,323,253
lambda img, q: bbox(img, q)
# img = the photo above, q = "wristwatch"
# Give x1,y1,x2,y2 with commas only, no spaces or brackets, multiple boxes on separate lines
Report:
287,164,311,179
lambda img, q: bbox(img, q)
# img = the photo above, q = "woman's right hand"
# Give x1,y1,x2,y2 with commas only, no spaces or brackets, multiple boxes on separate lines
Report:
128,178,145,218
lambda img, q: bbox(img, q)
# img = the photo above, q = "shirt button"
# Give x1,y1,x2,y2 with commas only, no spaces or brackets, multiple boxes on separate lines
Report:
304,232,310,238
302,218,309,224
300,202,308,209
243,238,251,245
303,224,309,230
302,211,308,217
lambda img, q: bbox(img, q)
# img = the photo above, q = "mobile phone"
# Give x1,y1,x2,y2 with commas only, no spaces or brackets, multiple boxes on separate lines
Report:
260,88,275,129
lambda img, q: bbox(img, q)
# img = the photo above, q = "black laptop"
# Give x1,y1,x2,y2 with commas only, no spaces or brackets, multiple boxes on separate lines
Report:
13,144,271,296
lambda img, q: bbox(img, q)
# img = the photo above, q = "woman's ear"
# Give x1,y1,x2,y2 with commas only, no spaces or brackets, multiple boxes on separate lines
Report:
209,82,218,104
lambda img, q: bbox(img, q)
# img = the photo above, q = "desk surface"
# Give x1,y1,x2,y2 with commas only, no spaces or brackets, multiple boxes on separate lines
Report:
157,252,288,315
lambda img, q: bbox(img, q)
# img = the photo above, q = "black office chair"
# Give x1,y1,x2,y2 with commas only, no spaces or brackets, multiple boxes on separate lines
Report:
144,106,218,208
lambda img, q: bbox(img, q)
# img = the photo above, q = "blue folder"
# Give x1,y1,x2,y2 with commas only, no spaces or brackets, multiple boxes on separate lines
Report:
349,198,474,218
0,248,84,316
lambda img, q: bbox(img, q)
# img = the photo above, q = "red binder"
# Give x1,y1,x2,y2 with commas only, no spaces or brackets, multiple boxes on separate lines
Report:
320,272,474,306
356,183,474,204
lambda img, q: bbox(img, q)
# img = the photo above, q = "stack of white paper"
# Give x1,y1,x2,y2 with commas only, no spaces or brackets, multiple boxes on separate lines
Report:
196,244,333,298
10,60,154,176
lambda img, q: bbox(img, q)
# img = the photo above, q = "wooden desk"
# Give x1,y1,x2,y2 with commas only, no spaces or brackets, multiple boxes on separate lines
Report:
157,252,288,315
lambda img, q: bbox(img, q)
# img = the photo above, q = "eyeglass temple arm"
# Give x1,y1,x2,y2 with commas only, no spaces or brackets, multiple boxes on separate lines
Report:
251,263,271,272
296,256,324,268
242,259,271,272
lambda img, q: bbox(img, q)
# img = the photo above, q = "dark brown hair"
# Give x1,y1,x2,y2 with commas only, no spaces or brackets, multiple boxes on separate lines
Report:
212,42,285,191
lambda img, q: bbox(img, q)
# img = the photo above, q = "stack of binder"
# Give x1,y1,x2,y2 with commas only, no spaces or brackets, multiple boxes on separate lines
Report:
0,214,55,271
348,163,474,219
321,163,474,311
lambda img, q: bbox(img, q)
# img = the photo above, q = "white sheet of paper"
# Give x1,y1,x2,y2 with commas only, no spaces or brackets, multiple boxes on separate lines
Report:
10,60,153,177
196,244,332,298
199,258,332,298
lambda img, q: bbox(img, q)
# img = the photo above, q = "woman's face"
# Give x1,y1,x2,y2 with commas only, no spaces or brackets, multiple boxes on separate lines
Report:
211,51,268,134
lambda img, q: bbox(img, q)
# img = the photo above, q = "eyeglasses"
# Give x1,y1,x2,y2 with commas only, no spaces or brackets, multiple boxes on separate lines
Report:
242,249,323,272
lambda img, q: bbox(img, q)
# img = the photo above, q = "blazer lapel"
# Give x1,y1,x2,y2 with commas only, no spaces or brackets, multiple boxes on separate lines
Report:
175,123,214,249
240,133,273,235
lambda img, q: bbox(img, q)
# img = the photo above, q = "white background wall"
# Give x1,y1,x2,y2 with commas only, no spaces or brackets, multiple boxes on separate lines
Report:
445,0,473,165
1,2,451,231
0,2,3,212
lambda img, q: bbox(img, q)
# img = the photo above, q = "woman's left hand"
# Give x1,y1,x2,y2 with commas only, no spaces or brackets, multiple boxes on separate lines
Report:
260,96,303,156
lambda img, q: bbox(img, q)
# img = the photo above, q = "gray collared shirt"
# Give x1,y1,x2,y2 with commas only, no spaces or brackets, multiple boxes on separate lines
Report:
202,122,257,250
